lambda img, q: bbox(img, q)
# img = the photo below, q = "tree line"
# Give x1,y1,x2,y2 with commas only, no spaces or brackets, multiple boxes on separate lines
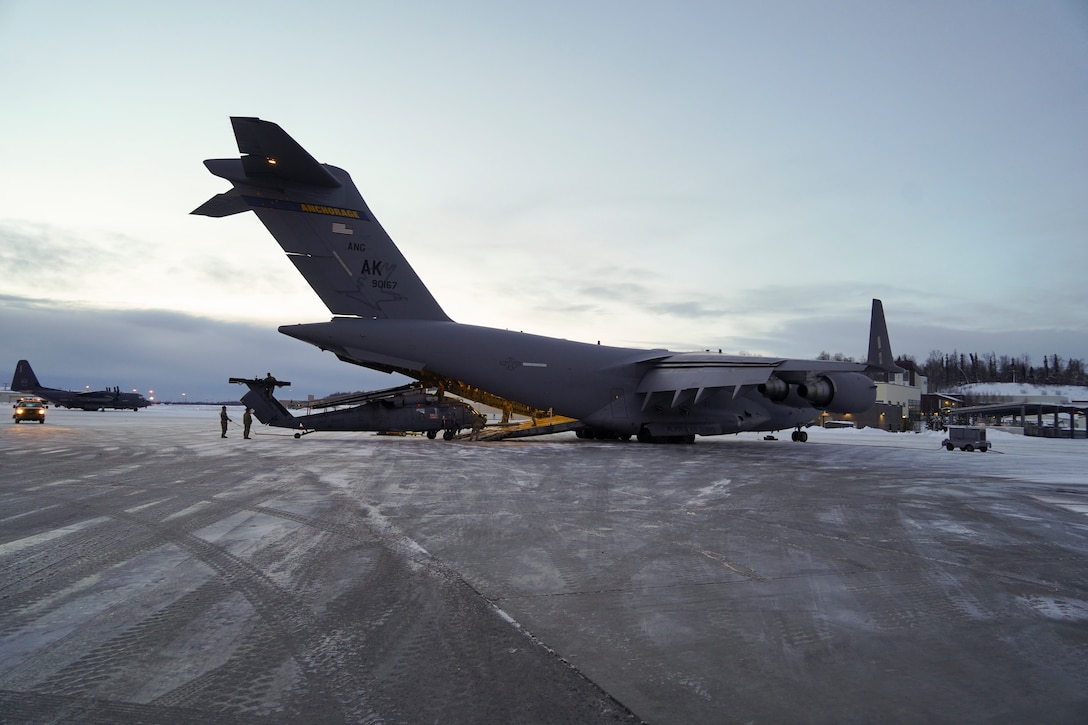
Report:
900,351,1088,391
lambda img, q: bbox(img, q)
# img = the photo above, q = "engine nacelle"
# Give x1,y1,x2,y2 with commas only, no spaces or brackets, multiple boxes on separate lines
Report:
796,372,876,414
757,376,790,402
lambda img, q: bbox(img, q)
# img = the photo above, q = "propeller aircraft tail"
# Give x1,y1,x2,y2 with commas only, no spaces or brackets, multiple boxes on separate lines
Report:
11,359,44,392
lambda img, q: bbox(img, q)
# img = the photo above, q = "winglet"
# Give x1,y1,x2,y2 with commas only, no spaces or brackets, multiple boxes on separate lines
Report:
866,299,904,374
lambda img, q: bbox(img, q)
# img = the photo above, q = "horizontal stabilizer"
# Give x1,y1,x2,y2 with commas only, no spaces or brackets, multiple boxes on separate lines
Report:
230,116,341,188
191,190,250,218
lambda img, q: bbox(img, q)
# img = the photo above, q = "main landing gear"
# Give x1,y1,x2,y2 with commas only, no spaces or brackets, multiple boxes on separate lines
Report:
575,427,632,442
790,427,809,443
635,427,696,444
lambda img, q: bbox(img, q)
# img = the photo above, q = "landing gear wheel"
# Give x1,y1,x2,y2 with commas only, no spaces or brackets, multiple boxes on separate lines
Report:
427,430,437,440
791,429,808,442
442,429,454,441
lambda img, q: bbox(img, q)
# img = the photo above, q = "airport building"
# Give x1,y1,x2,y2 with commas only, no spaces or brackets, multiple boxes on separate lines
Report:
922,384,1087,439
821,359,926,431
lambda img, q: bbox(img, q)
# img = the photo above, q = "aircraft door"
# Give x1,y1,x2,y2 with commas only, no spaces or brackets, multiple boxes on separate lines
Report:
610,389,628,419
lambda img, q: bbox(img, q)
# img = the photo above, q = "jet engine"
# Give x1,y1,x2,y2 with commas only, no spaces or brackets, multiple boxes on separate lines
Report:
757,376,811,408
757,376,790,401
796,372,876,414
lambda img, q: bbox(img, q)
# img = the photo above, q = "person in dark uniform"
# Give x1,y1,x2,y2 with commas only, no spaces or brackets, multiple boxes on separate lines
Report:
220,405,232,438
263,372,277,399
243,407,253,439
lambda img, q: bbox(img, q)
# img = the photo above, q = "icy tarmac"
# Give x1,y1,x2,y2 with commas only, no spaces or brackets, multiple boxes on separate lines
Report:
2,406,1087,723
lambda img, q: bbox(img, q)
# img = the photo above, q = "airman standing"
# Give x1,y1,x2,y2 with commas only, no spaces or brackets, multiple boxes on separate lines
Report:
263,373,277,399
220,405,232,438
243,407,253,439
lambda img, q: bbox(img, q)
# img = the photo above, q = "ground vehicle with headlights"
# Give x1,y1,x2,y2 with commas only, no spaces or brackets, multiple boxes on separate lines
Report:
12,398,47,423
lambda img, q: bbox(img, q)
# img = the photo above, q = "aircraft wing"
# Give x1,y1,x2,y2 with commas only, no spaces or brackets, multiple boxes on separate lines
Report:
634,343,886,416
636,355,781,408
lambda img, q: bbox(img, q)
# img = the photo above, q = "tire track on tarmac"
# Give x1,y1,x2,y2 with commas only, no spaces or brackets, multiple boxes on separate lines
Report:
1,461,376,719
48,497,371,720
2,435,643,724
0,472,300,626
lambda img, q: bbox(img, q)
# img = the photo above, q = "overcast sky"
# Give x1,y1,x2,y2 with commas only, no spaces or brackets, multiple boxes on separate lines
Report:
2,1,1086,402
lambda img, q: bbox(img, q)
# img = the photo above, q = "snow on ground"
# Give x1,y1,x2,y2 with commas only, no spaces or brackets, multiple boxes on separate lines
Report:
27,403,1087,490
948,382,1088,402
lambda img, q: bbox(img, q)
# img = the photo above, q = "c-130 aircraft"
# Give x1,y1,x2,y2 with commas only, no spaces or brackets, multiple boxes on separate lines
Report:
10,360,151,411
194,117,901,443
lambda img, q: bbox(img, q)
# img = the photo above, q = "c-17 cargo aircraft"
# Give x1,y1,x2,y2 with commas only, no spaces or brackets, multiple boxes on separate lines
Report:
194,117,901,443
10,360,152,411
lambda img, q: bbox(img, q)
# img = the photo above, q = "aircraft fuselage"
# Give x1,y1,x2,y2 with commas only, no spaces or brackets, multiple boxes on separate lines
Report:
280,318,825,436
38,388,150,411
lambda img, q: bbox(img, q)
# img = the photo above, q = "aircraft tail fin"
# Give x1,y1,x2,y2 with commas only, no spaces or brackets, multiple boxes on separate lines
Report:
11,359,43,392
865,299,903,375
193,117,450,322
236,384,300,429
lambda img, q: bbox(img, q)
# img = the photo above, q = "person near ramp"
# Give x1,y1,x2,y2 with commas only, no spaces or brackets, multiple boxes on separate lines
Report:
219,406,232,438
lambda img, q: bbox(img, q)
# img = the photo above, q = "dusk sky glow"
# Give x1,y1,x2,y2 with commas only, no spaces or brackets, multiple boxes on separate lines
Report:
2,1,1086,401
